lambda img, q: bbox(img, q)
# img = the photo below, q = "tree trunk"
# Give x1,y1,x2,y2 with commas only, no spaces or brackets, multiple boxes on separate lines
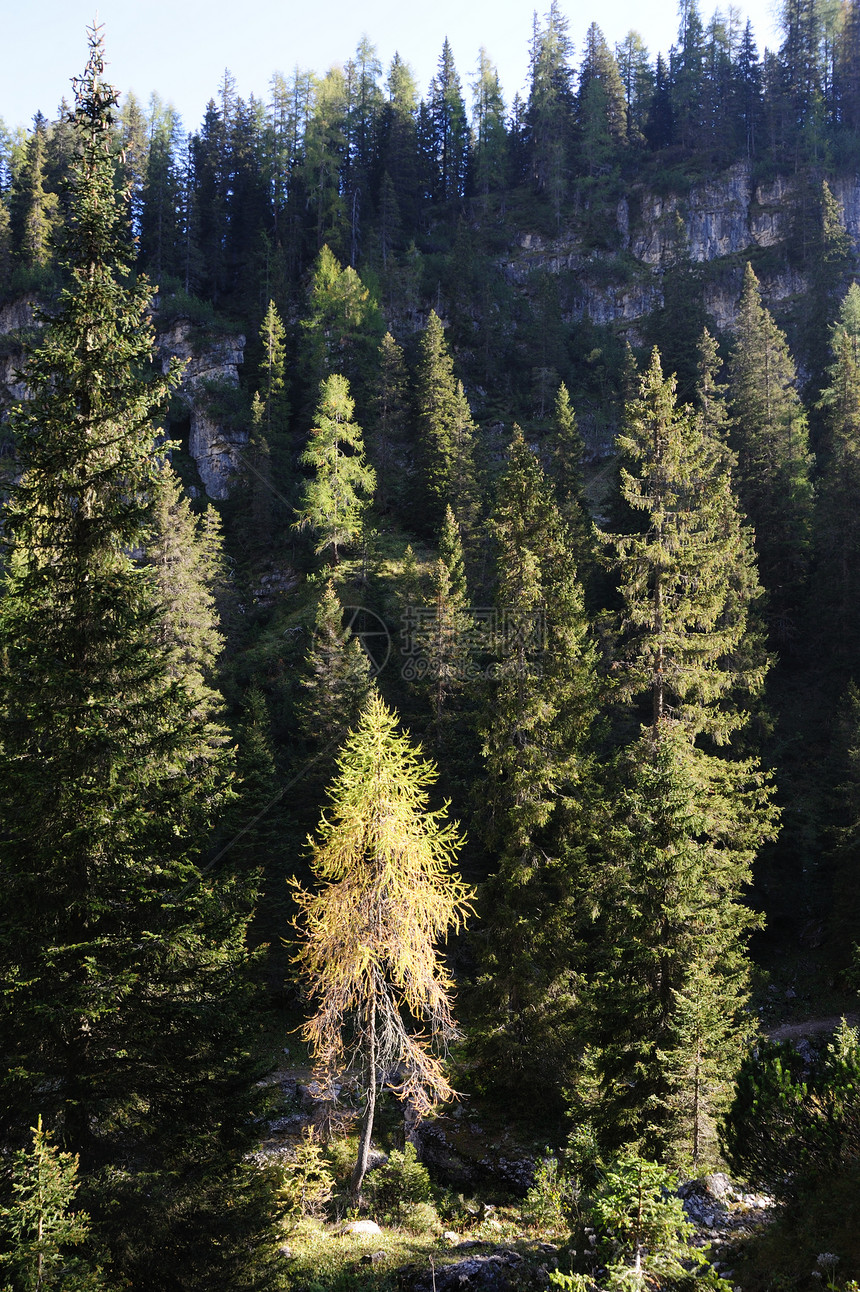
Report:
350,995,377,1201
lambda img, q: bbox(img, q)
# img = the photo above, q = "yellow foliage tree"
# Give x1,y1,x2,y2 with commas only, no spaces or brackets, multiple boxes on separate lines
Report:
292,692,473,1199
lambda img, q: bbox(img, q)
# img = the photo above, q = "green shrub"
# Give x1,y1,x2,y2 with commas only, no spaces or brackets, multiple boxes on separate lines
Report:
278,1128,335,1221
362,1144,434,1223
395,1200,441,1234
522,1153,580,1231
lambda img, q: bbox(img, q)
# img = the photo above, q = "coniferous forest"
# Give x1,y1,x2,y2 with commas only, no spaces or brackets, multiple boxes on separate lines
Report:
4,7,860,1289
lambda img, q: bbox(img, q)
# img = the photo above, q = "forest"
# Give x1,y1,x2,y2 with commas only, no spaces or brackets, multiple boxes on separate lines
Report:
2,3,860,1289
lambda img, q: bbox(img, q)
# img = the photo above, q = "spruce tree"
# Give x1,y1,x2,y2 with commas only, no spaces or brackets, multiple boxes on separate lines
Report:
727,262,814,631
408,506,473,752
369,331,410,515
298,578,374,760
293,373,376,563
257,297,289,440
0,30,276,1288
0,1117,106,1291
413,310,477,536
146,461,226,697
546,381,593,569
473,428,597,1099
593,349,778,1166
812,282,860,666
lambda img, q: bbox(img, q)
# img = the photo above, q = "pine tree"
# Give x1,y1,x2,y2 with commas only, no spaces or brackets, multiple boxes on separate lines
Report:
369,331,410,515
413,310,477,535
257,298,289,440
292,693,473,1199
146,461,226,696
592,349,778,1166
812,283,860,664
298,579,374,761
727,262,814,631
408,507,473,751
0,1117,106,1291
473,428,597,1098
0,30,276,1287
294,373,376,563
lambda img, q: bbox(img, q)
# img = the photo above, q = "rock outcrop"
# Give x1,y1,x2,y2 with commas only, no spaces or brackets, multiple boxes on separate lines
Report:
501,161,857,337
0,304,247,501
155,318,247,500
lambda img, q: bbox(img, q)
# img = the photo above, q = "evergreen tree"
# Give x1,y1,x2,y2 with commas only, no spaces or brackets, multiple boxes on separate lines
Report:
425,40,470,203
292,693,473,1199
294,373,376,563
0,31,276,1287
413,310,478,536
299,244,384,416
0,1117,106,1291
9,115,58,271
408,506,473,752
546,381,592,565
471,49,508,196
727,263,814,631
369,331,410,515
146,462,226,696
575,24,627,174
615,30,654,143
592,349,778,1166
812,283,860,664
298,578,374,761
526,1,575,222
257,297,289,440
473,428,597,1098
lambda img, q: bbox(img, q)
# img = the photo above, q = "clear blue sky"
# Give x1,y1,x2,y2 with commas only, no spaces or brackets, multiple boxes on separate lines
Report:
2,0,784,134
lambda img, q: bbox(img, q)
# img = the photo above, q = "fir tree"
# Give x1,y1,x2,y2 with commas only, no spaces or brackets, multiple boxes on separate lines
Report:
0,1117,106,1291
369,331,410,515
593,349,778,1166
727,262,814,631
294,373,376,563
413,310,477,536
408,506,473,752
292,693,473,1200
812,282,860,665
0,30,277,1287
257,297,289,440
473,428,597,1099
298,578,374,760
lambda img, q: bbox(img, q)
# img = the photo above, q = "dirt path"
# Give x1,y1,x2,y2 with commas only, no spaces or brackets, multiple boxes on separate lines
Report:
766,1013,858,1043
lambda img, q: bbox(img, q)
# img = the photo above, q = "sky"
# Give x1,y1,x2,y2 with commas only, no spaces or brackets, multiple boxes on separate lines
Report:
2,0,785,135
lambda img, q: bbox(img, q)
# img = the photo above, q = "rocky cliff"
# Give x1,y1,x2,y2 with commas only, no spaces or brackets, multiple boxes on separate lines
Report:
0,303,246,500
503,161,856,338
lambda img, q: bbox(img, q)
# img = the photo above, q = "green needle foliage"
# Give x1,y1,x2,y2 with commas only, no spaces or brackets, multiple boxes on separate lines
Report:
591,348,778,1167
0,1117,107,1292
812,283,860,666
473,427,598,1100
292,693,473,1200
294,373,376,563
0,28,276,1288
727,263,814,631
413,310,478,536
